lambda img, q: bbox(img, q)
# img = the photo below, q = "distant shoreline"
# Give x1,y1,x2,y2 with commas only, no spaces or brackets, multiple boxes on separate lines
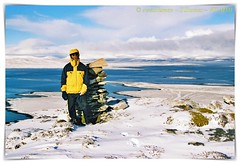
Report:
5,57,234,69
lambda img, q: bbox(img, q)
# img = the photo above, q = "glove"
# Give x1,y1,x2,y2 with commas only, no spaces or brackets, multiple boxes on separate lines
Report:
62,91,68,100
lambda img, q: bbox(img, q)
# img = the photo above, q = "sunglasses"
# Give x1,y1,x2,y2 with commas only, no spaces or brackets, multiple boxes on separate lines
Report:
70,53,79,56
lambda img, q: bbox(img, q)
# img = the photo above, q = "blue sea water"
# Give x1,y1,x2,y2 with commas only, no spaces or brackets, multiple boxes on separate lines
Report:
5,59,234,123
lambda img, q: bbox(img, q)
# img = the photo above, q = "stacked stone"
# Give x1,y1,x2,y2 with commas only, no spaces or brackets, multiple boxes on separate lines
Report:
85,58,110,123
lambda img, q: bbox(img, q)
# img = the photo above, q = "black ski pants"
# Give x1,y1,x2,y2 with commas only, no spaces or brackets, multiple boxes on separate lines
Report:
67,94,87,122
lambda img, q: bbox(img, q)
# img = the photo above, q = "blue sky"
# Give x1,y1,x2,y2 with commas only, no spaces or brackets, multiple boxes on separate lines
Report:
5,4,236,60
5,6,101,44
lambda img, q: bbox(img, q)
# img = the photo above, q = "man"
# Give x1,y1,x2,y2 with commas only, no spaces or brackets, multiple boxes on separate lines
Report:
61,48,89,126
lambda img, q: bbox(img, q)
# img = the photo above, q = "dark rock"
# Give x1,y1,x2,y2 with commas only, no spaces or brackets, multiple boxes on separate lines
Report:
188,142,204,146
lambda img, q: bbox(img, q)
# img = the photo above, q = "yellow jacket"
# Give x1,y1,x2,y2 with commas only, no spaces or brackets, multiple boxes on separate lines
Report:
61,59,88,94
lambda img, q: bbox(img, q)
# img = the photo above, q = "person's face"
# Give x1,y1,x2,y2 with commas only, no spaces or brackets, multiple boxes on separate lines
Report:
70,53,79,61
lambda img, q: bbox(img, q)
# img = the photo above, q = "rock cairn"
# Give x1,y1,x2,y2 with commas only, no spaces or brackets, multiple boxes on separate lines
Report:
75,58,128,124
84,58,109,123
82,58,129,124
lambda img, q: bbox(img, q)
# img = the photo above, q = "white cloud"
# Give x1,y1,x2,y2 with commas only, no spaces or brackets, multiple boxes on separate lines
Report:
5,5,235,64
6,6,218,42
185,29,213,38
5,28,235,61
127,36,158,43
6,38,57,56
6,16,85,40
81,6,213,39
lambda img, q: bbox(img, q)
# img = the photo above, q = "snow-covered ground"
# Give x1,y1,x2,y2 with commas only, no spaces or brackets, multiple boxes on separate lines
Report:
4,82,235,161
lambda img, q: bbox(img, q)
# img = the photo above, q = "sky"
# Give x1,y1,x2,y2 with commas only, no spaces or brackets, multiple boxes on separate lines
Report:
4,3,236,61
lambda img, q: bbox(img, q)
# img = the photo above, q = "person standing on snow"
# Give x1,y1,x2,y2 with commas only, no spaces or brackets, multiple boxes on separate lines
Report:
61,48,89,126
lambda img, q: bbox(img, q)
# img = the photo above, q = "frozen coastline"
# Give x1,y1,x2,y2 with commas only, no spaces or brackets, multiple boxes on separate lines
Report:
4,82,235,160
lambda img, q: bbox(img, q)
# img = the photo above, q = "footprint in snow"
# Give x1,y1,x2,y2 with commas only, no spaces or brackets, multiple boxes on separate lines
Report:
129,138,140,147
121,132,129,137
